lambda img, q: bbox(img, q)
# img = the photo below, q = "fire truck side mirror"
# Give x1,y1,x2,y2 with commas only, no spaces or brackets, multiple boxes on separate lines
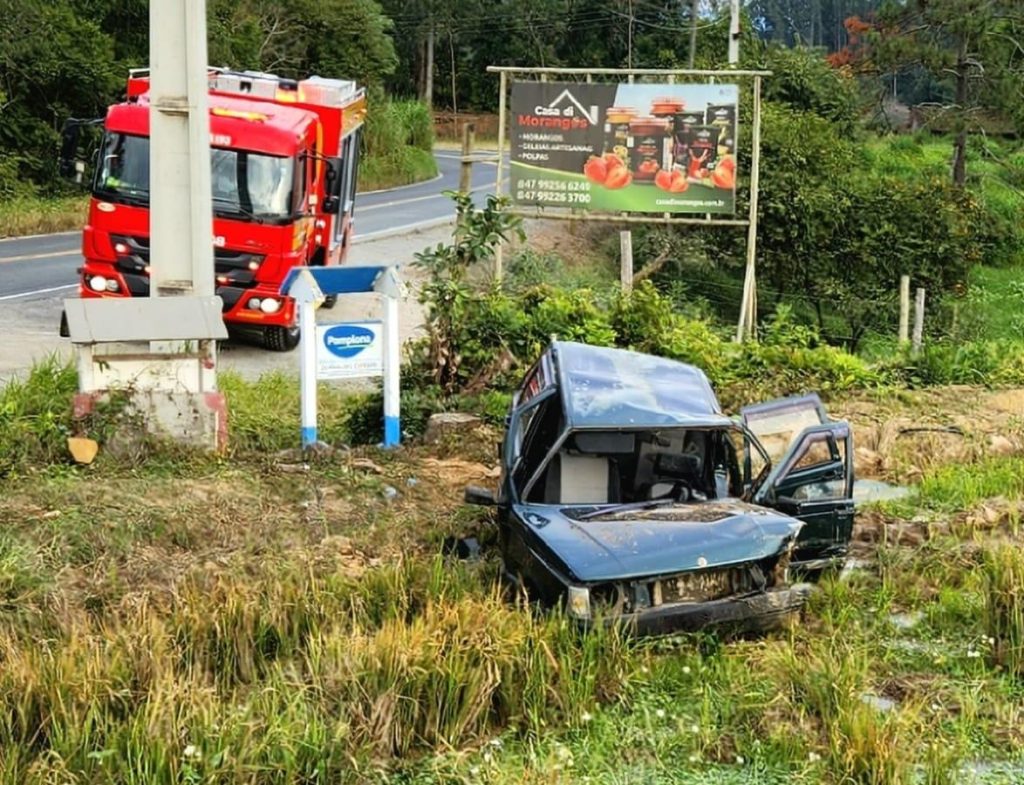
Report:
322,194,340,214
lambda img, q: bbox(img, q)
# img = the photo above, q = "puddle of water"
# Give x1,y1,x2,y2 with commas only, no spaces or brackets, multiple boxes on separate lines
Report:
859,692,897,712
839,557,873,581
854,479,914,505
889,611,924,631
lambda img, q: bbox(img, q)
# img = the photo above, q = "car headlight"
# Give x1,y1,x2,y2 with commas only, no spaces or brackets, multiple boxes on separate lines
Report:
567,586,591,620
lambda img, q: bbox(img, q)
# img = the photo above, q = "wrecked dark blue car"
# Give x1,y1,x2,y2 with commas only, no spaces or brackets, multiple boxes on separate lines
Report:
467,342,854,634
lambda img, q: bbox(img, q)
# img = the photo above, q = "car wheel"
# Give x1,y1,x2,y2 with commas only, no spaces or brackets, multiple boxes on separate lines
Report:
264,325,300,352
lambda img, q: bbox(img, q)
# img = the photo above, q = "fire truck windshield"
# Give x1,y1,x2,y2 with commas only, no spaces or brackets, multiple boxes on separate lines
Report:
94,132,296,220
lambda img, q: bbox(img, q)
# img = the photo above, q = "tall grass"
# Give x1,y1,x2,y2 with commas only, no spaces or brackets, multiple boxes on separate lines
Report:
358,98,438,192
769,632,915,785
0,557,635,782
983,545,1024,678
0,194,87,238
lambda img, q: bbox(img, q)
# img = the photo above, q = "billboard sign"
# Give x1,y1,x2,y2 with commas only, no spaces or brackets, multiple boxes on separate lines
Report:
316,321,383,380
510,81,739,214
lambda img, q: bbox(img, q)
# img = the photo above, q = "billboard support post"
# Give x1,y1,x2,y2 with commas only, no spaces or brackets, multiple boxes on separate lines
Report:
736,74,763,342
494,70,508,283
488,66,769,340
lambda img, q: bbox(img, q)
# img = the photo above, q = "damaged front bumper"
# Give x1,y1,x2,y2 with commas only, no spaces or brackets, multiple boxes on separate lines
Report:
601,584,813,636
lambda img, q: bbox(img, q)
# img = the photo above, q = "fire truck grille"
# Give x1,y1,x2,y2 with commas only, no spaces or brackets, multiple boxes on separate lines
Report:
110,235,265,284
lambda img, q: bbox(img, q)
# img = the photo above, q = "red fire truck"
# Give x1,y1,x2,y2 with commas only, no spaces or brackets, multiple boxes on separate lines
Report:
70,68,365,350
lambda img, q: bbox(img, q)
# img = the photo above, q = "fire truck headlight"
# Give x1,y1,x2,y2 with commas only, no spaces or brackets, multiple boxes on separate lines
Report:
260,298,281,314
105,279,120,293
88,275,108,292
247,298,261,310
114,242,129,255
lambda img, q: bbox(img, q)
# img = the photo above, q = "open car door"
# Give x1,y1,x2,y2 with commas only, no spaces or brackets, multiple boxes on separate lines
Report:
742,395,855,572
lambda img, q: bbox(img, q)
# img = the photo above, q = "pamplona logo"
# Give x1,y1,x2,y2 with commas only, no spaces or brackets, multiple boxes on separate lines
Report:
519,88,598,131
323,324,375,359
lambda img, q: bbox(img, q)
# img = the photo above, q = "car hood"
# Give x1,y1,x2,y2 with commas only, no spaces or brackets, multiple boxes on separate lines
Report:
513,500,803,582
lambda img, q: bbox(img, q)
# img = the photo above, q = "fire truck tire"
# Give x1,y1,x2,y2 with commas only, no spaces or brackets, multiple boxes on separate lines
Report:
322,294,338,309
264,325,301,352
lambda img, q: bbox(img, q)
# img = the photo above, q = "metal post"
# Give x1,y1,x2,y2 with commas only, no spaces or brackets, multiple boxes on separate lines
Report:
383,294,401,447
736,75,763,342
149,0,214,298
299,301,318,448
494,71,507,282
899,275,910,344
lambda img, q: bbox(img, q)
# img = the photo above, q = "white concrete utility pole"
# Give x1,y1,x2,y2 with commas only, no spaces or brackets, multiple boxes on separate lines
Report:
63,0,229,451
728,0,741,65
149,0,214,297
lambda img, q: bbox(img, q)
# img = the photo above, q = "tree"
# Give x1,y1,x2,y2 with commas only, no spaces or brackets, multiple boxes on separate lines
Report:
207,0,398,87
0,0,119,186
848,0,1024,187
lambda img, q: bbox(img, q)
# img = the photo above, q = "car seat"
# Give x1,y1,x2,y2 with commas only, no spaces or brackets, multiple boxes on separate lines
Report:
544,453,621,504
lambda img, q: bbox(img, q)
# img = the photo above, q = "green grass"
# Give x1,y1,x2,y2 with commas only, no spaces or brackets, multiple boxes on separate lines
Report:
958,265,1024,343
4,362,1024,782
916,456,1024,511
0,193,88,238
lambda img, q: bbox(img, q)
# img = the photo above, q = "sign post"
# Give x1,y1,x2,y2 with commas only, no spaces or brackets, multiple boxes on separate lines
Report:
281,265,404,450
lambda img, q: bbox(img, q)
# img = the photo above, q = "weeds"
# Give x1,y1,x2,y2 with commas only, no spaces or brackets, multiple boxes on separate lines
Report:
983,545,1024,678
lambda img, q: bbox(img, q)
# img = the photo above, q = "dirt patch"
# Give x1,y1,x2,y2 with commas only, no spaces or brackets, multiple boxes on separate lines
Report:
835,387,1024,482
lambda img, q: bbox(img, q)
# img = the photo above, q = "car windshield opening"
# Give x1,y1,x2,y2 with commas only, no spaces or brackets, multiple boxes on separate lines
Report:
524,427,750,507
94,132,295,219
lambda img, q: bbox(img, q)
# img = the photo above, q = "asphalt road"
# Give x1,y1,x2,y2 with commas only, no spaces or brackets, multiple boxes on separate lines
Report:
0,150,504,302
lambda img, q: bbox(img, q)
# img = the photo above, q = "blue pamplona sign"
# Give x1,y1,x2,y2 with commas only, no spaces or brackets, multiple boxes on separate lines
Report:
322,324,376,358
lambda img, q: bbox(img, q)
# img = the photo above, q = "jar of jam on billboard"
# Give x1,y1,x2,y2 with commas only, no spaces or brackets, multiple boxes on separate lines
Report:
650,97,685,170
627,116,671,184
604,106,636,166
707,105,736,158
671,110,706,167
683,125,721,183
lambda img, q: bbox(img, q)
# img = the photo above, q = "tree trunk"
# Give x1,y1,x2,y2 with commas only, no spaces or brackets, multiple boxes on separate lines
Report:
951,38,968,188
424,24,434,109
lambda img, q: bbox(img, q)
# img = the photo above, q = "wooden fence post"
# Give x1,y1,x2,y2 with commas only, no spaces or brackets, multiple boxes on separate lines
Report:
912,287,926,355
899,275,910,345
459,122,475,196
620,230,633,293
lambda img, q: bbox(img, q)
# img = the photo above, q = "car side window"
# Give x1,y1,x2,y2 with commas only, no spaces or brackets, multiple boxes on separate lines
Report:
512,395,562,501
776,431,845,502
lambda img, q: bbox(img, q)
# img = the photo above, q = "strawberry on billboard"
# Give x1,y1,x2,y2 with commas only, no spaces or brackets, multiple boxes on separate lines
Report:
510,81,739,214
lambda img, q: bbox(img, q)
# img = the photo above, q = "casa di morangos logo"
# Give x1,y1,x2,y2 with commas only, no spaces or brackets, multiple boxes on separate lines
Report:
322,324,375,359
536,88,599,124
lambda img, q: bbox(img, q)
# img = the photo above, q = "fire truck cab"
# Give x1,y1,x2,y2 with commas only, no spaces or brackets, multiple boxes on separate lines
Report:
75,68,366,351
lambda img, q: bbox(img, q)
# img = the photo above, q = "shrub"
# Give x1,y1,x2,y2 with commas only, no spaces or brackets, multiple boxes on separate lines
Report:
358,96,438,191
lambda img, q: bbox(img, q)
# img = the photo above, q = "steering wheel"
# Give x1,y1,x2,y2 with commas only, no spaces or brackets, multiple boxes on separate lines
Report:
669,480,693,502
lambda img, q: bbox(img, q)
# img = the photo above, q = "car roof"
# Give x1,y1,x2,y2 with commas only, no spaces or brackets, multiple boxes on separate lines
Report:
550,341,733,429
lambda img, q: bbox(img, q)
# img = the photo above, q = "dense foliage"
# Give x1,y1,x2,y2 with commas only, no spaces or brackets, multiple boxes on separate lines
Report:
0,0,404,195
